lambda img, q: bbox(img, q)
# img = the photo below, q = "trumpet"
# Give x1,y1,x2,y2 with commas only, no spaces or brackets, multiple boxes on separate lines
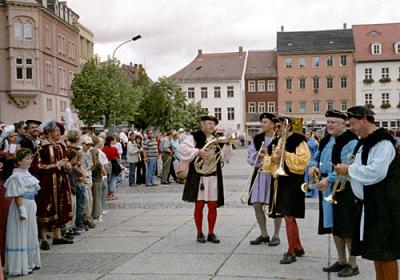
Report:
324,154,354,204
273,119,289,178
240,141,264,204
301,168,321,193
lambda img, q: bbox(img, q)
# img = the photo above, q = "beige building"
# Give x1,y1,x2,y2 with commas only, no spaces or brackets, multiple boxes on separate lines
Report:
0,0,88,124
79,23,94,66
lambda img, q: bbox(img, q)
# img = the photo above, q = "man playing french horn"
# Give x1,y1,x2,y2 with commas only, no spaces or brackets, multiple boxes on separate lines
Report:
308,110,360,277
180,115,233,244
246,113,282,246
263,116,310,264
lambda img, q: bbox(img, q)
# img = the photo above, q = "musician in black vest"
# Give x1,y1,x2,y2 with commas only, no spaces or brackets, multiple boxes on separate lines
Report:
181,116,233,244
20,120,41,154
263,116,311,264
309,110,360,277
336,106,400,280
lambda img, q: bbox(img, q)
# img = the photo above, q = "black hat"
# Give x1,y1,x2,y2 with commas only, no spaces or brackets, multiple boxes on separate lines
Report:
325,110,347,120
275,116,293,125
259,113,276,122
347,106,375,119
25,119,42,126
200,115,219,125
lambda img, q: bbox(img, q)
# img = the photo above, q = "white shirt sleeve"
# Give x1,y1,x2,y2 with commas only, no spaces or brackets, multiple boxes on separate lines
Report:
179,135,198,162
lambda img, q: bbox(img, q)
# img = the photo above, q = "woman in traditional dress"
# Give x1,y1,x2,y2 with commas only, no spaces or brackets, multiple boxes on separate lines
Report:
4,149,41,276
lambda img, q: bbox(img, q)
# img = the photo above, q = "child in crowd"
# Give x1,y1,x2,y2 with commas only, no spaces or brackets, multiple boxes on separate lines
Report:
4,149,41,276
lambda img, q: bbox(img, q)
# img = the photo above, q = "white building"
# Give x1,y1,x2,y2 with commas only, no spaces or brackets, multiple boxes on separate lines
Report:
170,48,247,134
353,23,400,129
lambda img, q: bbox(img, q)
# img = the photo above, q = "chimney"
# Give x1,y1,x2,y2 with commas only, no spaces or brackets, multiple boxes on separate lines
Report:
239,46,243,53
343,23,347,29
281,26,284,32
197,49,202,56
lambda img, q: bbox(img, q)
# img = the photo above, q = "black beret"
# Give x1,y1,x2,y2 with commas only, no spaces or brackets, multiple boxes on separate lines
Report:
325,110,347,120
25,119,42,126
259,113,276,122
347,106,375,119
200,115,219,125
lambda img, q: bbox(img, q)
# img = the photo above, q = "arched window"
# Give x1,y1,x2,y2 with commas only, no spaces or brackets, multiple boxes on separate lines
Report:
14,21,23,40
23,22,33,40
371,42,382,55
14,19,33,41
394,41,400,54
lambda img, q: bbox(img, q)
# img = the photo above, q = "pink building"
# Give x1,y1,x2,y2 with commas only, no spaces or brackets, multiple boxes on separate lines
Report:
0,0,80,123
276,27,355,128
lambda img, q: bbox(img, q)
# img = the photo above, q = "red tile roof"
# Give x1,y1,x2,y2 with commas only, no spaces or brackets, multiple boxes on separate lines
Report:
245,50,277,79
352,23,400,62
169,50,246,82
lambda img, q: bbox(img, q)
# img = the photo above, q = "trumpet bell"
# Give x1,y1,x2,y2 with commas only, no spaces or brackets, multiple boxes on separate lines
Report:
324,195,337,205
274,167,288,177
301,182,310,193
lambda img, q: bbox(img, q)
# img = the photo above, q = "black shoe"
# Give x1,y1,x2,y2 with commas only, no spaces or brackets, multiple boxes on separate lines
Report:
280,252,296,264
196,233,206,243
52,237,74,245
338,265,360,277
250,235,270,245
207,234,220,244
323,261,347,272
40,240,50,250
295,247,305,257
63,232,74,240
268,236,281,247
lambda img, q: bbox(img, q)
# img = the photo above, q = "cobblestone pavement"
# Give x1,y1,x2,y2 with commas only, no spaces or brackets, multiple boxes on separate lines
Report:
19,147,376,280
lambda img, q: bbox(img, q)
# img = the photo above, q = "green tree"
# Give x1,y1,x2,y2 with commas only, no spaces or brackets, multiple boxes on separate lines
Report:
71,58,142,127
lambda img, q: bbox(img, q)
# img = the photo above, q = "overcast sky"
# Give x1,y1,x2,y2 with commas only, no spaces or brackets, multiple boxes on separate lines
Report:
67,0,399,80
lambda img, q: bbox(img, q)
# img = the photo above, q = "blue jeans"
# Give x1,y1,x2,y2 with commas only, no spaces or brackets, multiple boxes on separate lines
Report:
108,174,118,193
129,162,138,186
75,186,85,230
146,157,157,185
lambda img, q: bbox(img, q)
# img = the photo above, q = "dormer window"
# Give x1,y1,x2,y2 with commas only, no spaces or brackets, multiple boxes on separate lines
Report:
371,42,382,55
394,41,400,54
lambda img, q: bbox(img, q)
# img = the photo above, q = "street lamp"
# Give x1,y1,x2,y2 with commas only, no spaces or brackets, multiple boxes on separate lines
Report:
112,35,142,61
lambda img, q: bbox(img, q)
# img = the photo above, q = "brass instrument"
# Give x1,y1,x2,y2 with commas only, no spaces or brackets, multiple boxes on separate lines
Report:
194,132,237,175
273,119,289,177
240,141,264,204
301,168,321,193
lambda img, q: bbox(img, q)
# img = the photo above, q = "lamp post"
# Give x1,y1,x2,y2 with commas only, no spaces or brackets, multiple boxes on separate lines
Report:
112,35,142,62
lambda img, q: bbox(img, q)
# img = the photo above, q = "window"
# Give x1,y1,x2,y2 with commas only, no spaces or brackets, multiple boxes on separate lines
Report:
214,108,222,121
227,86,234,98
258,81,265,92
365,93,372,104
395,42,400,54
201,87,208,98
45,25,51,49
214,87,221,98
268,102,275,113
398,67,400,78
312,56,320,67
371,42,382,55
313,101,320,113
258,102,265,113
299,78,306,90
285,57,292,68
46,62,52,86
382,68,389,79
25,58,32,80
326,77,333,89
60,100,67,112
248,102,256,113
326,56,333,67
16,58,23,80
340,76,348,88
340,55,347,66
227,107,235,120
299,57,306,68
68,71,74,89
267,80,275,92
365,68,372,79
24,23,32,40
341,100,348,111
285,78,292,90
313,77,319,89
58,34,62,54
46,98,52,111
202,108,208,114
382,121,388,128
248,80,256,92
61,36,65,55
382,93,390,104
285,102,292,113
15,22,23,40
299,102,306,113
327,101,334,111
187,87,195,99
68,40,72,58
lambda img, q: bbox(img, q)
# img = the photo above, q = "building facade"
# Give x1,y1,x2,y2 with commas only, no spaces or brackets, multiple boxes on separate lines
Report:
79,23,94,66
170,48,247,135
353,23,400,129
0,0,83,123
244,50,278,136
276,28,355,127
